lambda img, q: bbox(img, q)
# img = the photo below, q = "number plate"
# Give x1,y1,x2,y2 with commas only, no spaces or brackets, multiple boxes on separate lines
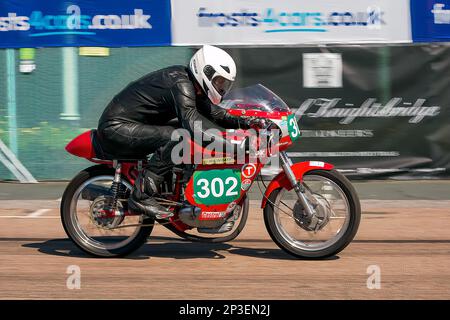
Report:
287,114,300,141
193,169,241,205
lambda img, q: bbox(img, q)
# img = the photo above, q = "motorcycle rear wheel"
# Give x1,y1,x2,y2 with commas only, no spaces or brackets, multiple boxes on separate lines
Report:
60,165,154,257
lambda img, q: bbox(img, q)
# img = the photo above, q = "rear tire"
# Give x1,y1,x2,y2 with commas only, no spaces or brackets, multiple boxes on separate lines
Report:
60,165,154,257
263,169,360,259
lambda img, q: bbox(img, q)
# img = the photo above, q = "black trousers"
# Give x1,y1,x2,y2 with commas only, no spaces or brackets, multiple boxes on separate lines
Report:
98,121,178,176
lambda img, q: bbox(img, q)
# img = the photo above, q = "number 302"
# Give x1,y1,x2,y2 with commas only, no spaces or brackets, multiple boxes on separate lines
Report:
196,177,238,199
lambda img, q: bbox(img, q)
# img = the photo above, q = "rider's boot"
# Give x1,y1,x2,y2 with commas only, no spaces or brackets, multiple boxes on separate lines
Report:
128,168,173,219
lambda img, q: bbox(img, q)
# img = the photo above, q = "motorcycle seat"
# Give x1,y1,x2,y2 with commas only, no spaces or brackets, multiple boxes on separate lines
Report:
91,129,148,162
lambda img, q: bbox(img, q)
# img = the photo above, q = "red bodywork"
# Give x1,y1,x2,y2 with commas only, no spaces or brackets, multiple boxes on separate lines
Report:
65,130,96,160
65,130,138,185
227,108,290,120
183,162,265,219
260,161,334,209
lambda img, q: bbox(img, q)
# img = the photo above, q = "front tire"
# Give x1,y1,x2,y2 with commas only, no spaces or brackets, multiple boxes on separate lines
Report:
264,169,361,259
60,165,154,257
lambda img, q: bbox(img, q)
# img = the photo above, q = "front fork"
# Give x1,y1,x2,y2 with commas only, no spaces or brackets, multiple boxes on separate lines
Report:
279,152,316,219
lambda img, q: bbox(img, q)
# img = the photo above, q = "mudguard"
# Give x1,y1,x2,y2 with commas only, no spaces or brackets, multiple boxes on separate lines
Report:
261,161,334,208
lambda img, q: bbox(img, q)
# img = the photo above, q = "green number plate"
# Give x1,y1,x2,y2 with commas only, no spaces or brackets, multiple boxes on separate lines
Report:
287,114,300,141
193,169,241,205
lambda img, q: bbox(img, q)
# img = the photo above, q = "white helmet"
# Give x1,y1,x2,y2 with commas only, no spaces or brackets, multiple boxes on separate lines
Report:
189,45,237,105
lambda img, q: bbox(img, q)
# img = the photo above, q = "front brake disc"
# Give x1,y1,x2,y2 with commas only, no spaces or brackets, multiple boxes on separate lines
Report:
292,195,331,232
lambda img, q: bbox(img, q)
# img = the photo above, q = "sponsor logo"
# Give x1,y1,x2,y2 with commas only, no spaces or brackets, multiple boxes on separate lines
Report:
241,178,252,191
432,3,450,24
0,5,152,35
289,151,399,157
309,161,325,167
241,163,257,178
199,211,226,220
0,13,29,31
202,156,235,165
300,129,374,138
297,98,440,124
197,6,385,33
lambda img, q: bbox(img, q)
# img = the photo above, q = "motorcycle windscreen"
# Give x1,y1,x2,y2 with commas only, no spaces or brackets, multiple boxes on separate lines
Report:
219,83,291,113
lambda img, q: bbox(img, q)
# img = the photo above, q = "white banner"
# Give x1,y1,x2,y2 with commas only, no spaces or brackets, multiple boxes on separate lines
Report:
171,0,412,45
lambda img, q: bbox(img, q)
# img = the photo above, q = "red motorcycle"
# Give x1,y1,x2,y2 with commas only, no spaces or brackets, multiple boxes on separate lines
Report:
61,84,360,258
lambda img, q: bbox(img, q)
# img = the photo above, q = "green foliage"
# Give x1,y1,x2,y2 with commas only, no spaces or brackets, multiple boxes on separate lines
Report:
0,119,89,180
23,122,85,150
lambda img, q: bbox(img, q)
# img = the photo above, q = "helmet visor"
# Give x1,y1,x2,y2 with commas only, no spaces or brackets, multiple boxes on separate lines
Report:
212,76,233,97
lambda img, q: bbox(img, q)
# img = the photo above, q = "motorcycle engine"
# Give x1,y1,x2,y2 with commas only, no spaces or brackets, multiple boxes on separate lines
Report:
177,205,226,229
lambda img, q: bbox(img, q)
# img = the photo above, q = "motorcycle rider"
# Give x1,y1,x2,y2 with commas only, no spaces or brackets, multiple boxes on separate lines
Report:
96,45,248,220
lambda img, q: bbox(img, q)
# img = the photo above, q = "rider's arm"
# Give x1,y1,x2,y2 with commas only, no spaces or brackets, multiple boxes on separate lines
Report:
170,80,238,151
207,103,251,129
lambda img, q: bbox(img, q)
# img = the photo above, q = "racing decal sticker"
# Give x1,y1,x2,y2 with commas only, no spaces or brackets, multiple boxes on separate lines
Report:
287,114,300,141
241,163,257,178
202,156,235,165
199,211,227,220
193,169,241,205
309,161,325,167
241,178,252,191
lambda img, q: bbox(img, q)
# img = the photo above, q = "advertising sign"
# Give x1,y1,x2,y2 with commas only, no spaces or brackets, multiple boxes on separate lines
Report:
0,0,172,48
230,46,450,178
171,0,412,45
410,0,450,42
303,53,343,88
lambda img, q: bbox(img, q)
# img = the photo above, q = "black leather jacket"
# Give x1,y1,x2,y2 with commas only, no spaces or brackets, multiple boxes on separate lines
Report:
98,65,246,150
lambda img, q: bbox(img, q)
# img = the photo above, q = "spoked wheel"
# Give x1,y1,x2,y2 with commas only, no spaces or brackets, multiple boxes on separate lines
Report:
60,165,154,257
164,196,249,243
264,169,361,259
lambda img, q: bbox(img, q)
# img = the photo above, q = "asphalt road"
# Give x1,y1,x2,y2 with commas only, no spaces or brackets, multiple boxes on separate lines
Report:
1,179,450,200
0,180,449,299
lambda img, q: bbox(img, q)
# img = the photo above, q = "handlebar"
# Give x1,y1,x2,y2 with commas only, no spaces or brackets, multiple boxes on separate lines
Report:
242,116,269,130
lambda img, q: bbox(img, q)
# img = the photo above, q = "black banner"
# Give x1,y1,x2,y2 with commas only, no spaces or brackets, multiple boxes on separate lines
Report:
0,300,445,318
230,45,450,179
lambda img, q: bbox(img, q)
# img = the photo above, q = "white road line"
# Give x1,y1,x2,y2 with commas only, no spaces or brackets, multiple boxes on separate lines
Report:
26,209,51,218
0,216,59,219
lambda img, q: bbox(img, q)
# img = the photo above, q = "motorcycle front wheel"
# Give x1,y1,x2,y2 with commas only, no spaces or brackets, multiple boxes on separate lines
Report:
263,169,361,259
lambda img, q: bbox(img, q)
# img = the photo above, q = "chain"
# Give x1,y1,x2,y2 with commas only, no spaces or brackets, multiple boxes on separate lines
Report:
106,217,182,229
153,197,184,206
89,195,184,230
